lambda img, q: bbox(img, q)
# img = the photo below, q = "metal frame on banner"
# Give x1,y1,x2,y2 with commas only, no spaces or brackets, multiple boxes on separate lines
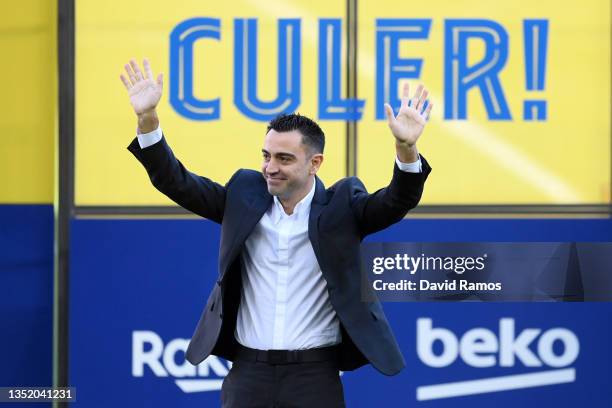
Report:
55,0,74,407
54,0,612,405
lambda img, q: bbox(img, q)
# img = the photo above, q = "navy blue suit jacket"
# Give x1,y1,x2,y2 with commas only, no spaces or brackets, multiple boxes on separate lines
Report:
128,135,431,375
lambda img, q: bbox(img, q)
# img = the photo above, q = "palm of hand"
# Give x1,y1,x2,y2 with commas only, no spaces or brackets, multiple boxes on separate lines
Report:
120,59,164,115
389,105,427,145
129,79,162,115
384,83,432,146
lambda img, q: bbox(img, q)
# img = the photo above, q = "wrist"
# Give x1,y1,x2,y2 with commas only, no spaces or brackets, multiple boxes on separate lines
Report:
137,110,159,134
395,140,418,163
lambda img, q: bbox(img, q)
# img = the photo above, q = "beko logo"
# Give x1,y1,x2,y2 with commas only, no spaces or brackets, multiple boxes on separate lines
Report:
132,331,230,393
415,318,579,401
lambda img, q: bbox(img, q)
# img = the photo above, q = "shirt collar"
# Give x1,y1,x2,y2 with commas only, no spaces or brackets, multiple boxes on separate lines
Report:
272,177,316,223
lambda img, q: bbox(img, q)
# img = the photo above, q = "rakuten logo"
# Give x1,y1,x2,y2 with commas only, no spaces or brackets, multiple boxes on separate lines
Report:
132,331,230,393
415,318,579,401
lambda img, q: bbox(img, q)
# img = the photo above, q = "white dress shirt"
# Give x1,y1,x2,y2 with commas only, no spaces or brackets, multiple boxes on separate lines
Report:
235,178,342,350
137,126,422,350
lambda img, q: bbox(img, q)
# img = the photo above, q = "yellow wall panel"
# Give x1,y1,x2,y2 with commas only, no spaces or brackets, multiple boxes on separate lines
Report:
0,0,56,203
357,0,610,205
76,0,347,206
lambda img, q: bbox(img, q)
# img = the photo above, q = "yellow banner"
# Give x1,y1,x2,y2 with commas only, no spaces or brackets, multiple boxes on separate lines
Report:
357,0,610,204
76,0,610,206
0,0,56,203
76,0,346,206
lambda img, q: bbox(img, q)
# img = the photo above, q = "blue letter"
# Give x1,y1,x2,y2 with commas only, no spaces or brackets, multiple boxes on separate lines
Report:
170,18,221,121
444,19,512,120
523,19,549,120
319,19,364,120
234,18,301,121
376,19,431,120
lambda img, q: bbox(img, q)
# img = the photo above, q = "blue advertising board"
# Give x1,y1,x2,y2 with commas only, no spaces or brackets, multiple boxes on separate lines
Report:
68,218,612,407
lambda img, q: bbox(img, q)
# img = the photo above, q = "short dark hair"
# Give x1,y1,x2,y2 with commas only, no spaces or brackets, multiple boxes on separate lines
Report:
266,113,325,154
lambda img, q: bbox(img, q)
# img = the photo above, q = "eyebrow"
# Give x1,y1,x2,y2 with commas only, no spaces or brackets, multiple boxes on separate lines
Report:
261,149,297,159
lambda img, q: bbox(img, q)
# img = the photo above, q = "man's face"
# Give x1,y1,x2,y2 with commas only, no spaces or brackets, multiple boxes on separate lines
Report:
261,129,322,200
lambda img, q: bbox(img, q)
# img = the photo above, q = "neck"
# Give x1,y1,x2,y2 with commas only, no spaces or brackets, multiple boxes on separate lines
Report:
278,177,315,215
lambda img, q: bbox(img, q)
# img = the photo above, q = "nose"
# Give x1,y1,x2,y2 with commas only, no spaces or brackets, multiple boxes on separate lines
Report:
266,158,279,174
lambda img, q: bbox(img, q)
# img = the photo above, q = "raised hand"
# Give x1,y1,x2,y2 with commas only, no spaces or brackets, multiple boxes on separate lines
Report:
384,83,433,147
120,59,163,116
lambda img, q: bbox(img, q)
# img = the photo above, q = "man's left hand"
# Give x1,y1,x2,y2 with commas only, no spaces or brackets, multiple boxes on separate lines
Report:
384,83,433,147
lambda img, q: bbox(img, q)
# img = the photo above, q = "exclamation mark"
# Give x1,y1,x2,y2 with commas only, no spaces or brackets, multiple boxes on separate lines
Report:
523,20,549,121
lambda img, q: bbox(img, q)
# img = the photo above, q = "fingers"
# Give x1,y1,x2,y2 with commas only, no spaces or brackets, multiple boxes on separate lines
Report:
123,58,159,90
130,59,144,81
157,73,163,90
143,58,154,80
400,82,410,109
422,101,433,121
416,89,429,111
384,103,396,126
391,82,433,120
124,62,137,85
411,84,424,108
120,74,131,90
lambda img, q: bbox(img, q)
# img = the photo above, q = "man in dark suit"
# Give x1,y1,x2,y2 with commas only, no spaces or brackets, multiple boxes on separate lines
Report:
121,58,432,407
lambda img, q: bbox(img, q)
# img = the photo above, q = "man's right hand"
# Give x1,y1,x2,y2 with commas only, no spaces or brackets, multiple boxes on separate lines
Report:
120,59,163,133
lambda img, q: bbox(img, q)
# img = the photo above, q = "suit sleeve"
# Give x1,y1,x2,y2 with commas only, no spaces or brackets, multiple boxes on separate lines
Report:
127,133,238,224
350,154,431,237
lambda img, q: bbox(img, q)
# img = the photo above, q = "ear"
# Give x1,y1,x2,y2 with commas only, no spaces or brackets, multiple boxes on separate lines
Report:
309,153,324,175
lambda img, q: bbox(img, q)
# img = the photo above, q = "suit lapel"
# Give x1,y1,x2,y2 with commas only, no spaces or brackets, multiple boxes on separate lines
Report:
221,191,272,279
240,192,273,243
222,176,327,280
308,176,327,265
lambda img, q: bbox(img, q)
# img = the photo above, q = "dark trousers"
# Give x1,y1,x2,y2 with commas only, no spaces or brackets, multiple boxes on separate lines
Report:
221,357,345,407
